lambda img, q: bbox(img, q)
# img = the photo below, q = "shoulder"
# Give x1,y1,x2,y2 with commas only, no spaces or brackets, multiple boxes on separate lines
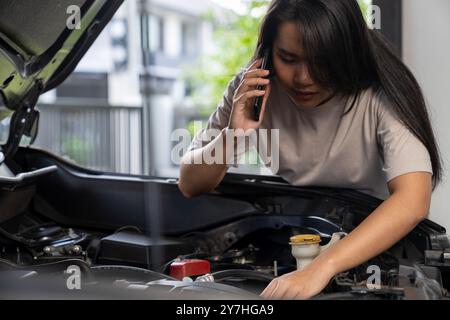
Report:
227,68,246,92
353,86,398,123
216,68,247,111
356,86,383,109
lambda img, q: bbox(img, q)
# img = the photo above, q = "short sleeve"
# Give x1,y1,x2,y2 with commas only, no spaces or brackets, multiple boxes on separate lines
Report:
376,91,433,182
186,69,252,167
187,70,245,152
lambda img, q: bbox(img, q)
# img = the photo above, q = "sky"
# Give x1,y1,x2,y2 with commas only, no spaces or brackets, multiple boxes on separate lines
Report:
210,0,251,14
212,0,374,13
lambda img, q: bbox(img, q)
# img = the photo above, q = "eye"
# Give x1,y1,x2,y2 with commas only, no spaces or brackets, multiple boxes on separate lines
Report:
279,55,296,64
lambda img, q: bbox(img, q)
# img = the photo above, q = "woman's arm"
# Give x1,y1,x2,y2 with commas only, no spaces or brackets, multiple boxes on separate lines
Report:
179,59,271,198
178,130,229,198
261,171,432,300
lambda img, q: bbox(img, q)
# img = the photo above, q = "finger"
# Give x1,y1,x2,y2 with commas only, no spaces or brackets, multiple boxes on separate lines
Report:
245,77,270,88
269,282,289,300
257,83,271,124
236,77,270,96
262,278,289,300
261,280,278,298
248,58,262,70
280,288,298,300
245,68,270,80
235,89,266,107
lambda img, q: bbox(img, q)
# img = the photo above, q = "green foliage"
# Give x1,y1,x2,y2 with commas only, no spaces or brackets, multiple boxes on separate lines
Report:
182,0,269,116
358,0,373,22
186,119,207,138
62,137,93,164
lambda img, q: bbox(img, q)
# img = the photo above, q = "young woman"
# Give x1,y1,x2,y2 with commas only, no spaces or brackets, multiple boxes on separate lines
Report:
179,0,442,299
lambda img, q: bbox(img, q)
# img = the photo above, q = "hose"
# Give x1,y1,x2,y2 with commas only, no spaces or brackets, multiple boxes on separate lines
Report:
210,269,274,283
91,265,177,281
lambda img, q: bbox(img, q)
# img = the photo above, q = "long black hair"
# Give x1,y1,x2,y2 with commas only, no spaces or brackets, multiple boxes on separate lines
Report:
252,0,442,188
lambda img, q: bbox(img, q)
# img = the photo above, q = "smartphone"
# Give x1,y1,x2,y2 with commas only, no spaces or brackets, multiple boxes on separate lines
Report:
253,49,272,121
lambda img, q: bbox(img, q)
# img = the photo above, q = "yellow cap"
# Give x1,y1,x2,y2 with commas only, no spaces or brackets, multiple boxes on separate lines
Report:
290,234,321,245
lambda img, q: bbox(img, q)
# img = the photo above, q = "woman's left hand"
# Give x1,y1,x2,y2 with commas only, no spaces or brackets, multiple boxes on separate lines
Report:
260,262,336,300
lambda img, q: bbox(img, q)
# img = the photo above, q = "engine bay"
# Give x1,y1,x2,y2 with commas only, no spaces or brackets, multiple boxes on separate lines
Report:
1,148,450,300
0,208,449,300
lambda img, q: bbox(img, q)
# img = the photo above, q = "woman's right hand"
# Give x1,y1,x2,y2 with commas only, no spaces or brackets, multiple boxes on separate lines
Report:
228,59,271,131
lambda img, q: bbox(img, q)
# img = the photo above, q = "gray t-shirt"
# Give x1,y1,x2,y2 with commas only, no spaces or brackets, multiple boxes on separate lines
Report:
188,71,433,199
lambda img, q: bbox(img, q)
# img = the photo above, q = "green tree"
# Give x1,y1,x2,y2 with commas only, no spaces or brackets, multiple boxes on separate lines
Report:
182,0,268,119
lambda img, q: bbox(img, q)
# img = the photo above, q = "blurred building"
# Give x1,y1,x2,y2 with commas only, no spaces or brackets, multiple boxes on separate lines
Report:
36,0,221,176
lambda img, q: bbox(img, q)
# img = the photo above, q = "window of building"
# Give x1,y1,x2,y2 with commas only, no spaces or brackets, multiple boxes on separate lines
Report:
181,22,198,57
148,14,164,53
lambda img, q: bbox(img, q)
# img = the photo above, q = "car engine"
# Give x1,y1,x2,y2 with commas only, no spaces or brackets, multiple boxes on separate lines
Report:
1,206,449,300
0,150,449,300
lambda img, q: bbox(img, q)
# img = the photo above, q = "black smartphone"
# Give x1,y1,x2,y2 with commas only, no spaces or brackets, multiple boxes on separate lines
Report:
253,49,272,121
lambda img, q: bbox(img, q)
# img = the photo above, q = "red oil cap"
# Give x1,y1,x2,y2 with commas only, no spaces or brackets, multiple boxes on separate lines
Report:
169,259,211,280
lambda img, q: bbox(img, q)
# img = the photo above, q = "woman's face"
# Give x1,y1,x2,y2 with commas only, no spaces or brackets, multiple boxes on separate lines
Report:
272,21,334,109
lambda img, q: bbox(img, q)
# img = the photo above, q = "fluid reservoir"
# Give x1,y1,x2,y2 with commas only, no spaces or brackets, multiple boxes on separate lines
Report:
290,233,346,270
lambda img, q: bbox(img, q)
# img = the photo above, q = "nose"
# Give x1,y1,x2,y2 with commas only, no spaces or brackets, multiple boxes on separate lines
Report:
293,62,314,88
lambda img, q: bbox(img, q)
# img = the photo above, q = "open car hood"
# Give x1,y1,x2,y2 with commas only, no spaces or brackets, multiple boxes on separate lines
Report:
0,0,123,160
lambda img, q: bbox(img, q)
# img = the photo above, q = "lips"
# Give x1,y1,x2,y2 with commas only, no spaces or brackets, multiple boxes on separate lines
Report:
293,89,318,102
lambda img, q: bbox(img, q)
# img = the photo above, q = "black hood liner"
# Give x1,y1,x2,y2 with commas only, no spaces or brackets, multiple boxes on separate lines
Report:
0,0,124,110
0,0,87,57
